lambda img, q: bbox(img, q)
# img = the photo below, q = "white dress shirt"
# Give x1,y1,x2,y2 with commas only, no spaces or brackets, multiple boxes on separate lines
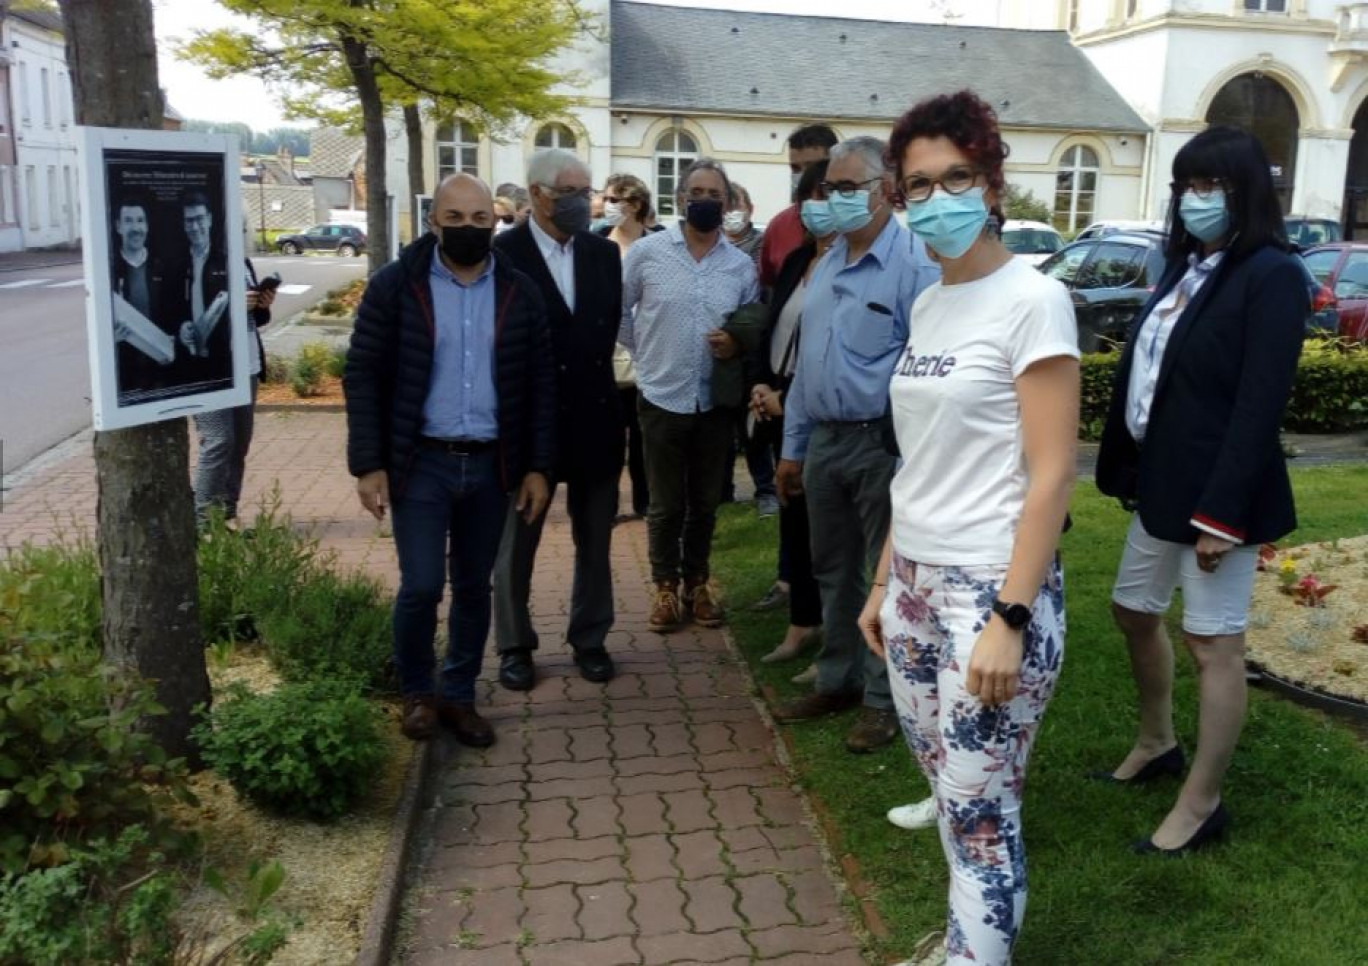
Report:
528,214,576,313
190,248,209,321
1125,251,1223,443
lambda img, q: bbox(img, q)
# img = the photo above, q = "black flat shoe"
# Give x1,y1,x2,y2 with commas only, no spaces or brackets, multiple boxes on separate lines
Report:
573,648,616,683
498,649,536,691
1088,745,1185,785
1132,803,1230,856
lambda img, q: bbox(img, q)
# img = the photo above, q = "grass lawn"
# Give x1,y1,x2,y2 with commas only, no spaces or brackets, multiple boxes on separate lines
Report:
712,464,1368,965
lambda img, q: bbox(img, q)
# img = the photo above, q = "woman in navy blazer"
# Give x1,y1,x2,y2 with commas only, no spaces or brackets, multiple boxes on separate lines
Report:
1094,127,1307,854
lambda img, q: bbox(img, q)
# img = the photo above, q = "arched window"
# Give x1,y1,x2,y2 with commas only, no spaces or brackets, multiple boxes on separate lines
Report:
1053,145,1099,234
436,120,479,178
1206,73,1299,211
654,130,698,217
534,123,577,151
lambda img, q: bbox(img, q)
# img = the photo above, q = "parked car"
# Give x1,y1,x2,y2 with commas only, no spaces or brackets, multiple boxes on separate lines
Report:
1285,216,1342,248
1299,242,1368,341
276,223,368,256
1037,230,1167,352
1000,219,1064,266
1074,219,1165,242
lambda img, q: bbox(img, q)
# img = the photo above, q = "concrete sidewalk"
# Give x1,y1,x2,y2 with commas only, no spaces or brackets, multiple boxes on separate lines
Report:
0,412,868,966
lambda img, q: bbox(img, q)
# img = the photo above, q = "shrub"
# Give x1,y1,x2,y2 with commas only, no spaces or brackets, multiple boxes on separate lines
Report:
1079,351,1121,441
1003,183,1053,225
194,681,386,820
0,635,192,873
262,352,290,385
326,343,348,379
0,828,178,965
289,354,322,398
0,540,101,655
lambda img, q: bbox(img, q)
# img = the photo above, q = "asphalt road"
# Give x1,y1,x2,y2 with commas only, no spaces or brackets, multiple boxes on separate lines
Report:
0,253,366,476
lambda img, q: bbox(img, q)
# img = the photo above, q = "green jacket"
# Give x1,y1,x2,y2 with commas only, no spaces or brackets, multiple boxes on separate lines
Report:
711,302,767,410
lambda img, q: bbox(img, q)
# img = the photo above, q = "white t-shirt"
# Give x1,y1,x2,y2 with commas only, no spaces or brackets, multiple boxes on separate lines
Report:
888,256,1078,565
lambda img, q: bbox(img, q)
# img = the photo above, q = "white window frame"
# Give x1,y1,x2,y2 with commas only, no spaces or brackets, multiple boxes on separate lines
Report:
654,130,698,218
534,123,577,152
435,120,479,179
1054,144,1100,234
1240,0,1288,12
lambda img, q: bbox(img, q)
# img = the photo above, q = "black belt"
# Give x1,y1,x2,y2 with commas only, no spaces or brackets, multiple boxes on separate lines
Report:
419,436,497,455
820,416,888,430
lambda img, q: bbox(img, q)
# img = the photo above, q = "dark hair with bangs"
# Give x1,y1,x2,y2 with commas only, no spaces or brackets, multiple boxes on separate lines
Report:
795,158,829,205
788,124,839,152
1166,126,1287,262
886,90,1010,223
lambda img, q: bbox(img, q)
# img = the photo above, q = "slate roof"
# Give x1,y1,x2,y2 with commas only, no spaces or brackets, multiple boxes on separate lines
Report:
611,2,1148,134
309,127,365,178
7,8,64,34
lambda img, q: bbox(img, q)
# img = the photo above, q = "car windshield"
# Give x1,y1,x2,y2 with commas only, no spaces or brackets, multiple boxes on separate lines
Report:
1002,229,1062,255
1039,245,1090,285
1286,219,1342,247
1300,249,1339,284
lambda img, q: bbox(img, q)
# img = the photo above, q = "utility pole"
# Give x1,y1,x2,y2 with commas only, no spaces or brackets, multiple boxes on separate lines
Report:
57,0,210,766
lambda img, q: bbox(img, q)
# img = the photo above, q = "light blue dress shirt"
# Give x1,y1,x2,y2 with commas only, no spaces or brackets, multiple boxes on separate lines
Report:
619,222,761,414
781,217,940,461
421,248,499,440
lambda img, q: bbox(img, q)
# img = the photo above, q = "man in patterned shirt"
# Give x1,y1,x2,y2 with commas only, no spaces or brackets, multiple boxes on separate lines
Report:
619,158,761,632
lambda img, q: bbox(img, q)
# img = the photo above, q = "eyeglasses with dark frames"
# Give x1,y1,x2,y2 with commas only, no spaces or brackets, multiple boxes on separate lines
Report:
898,166,981,204
819,177,882,199
540,184,594,201
1170,177,1228,199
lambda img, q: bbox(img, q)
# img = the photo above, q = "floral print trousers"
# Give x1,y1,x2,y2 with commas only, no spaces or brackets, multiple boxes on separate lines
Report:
881,553,1066,965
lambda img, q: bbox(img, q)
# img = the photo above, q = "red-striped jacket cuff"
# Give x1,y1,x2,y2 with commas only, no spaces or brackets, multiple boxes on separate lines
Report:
1191,514,1246,544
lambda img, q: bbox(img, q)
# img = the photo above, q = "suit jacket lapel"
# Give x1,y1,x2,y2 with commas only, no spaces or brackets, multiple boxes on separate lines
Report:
509,222,571,317
1151,253,1231,405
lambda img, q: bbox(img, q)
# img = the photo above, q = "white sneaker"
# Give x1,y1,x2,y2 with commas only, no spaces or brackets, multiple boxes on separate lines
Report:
891,930,946,966
887,797,937,830
791,663,817,685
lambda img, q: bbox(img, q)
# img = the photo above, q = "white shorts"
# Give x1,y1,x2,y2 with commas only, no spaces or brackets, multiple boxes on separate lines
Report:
1111,515,1259,637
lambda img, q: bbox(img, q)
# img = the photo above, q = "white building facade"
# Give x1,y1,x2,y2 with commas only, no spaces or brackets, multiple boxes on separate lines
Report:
1,8,79,252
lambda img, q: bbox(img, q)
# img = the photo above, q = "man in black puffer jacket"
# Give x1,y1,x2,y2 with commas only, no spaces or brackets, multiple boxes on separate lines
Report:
344,173,555,744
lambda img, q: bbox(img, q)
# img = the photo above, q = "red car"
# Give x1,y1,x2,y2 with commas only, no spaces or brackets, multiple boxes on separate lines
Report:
1301,242,1368,341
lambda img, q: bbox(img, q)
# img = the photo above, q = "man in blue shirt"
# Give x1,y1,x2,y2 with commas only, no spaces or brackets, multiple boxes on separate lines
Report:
620,158,761,632
773,137,941,754
345,173,555,744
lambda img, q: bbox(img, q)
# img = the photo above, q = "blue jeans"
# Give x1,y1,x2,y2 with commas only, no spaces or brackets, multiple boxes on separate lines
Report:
390,448,508,703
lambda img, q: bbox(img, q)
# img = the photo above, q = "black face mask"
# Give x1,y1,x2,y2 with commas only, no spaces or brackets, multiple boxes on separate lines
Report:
685,199,725,233
438,225,493,266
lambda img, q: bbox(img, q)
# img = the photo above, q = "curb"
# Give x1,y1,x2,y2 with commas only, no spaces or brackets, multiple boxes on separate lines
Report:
1247,661,1368,724
256,403,346,413
353,730,438,966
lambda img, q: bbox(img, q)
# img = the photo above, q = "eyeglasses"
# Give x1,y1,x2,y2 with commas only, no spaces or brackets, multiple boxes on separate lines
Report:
819,177,881,199
540,184,594,201
603,195,622,204
1171,177,1227,199
898,166,980,204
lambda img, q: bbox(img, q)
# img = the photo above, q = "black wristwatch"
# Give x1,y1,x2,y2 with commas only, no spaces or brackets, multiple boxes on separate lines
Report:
991,597,1032,631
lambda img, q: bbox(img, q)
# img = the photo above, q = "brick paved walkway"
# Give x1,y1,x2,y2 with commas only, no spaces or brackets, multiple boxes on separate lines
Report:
0,413,868,965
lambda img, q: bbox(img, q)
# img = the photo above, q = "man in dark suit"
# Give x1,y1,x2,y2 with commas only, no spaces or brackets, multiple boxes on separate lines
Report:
492,148,624,690
110,192,175,404
168,190,233,393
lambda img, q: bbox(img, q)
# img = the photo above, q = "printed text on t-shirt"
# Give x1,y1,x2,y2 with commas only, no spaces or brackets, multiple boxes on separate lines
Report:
895,345,957,378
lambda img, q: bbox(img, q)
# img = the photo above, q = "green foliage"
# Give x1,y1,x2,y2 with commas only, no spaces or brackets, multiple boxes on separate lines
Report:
288,352,323,398
326,344,348,379
0,634,192,874
1077,340,1368,440
1283,337,1368,433
204,858,286,922
1003,183,1053,224
0,827,178,965
194,682,386,820
262,353,290,385
0,540,101,655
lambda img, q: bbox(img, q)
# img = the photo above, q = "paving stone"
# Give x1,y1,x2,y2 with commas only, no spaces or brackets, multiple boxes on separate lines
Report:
468,803,524,844
749,923,861,959
616,770,702,796
623,833,677,882
618,791,670,836
680,876,741,932
702,767,781,791
455,886,526,947
611,722,655,758
616,753,700,778
524,798,575,842
523,855,627,888
525,936,639,965
526,756,615,782
567,725,613,761
672,829,730,880
570,793,621,840
527,776,610,802
734,873,797,931
525,835,621,865
663,788,715,834
576,881,634,941
708,786,763,828
716,825,770,855
443,779,527,806
637,928,751,964
786,869,846,924
761,953,866,966
690,720,735,756
520,882,581,943
628,878,691,936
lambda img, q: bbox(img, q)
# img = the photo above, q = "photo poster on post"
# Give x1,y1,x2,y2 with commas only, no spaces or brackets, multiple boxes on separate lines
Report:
79,127,248,431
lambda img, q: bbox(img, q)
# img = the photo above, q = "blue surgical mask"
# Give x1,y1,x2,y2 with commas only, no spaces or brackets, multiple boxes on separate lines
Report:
800,199,837,237
1179,189,1230,243
904,186,989,259
828,191,874,234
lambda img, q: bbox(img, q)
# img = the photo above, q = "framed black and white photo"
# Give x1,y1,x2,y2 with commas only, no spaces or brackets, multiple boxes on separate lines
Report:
79,127,248,430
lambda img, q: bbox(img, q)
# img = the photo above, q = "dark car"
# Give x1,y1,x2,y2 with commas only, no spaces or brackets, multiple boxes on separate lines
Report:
1037,230,1167,352
1300,242,1368,341
276,223,367,257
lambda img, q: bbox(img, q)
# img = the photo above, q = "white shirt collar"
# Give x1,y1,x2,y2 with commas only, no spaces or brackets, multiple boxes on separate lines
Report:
529,213,574,259
121,248,148,269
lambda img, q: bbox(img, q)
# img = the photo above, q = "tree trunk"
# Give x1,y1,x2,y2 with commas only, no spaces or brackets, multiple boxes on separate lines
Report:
403,102,425,241
57,0,210,766
343,34,390,272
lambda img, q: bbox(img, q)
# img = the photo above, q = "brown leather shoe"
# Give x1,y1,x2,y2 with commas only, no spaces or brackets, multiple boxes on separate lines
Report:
649,580,682,632
845,707,900,754
401,695,437,741
438,701,495,748
684,578,724,627
771,689,862,723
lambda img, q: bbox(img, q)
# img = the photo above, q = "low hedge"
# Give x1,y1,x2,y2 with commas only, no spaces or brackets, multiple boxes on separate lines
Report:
1078,339,1368,440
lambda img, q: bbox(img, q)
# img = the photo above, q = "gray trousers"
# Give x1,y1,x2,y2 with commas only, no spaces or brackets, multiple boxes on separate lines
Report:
804,421,894,710
193,376,258,521
493,472,618,654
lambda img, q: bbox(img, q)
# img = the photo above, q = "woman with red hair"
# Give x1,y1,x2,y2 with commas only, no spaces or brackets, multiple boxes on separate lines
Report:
858,90,1079,964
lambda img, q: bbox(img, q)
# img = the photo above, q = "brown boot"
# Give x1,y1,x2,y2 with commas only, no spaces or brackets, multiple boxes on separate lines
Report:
845,707,900,753
437,701,495,748
684,578,725,628
649,580,682,632
400,695,437,741
771,689,862,722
